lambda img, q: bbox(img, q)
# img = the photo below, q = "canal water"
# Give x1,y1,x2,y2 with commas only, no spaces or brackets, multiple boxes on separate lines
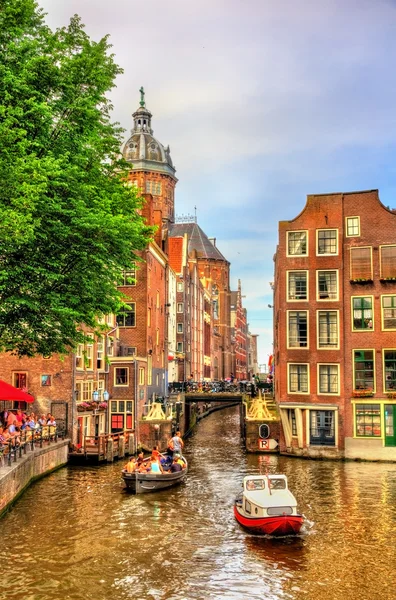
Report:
1,405,396,600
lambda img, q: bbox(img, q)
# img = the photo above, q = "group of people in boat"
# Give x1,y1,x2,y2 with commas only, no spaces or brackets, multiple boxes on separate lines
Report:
123,431,186,476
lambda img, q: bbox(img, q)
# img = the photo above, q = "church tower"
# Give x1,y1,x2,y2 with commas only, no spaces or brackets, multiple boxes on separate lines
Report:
122,88,177,251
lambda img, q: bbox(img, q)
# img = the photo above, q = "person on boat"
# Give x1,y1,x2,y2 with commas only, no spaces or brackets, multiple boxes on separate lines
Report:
169,456,182,473
149,457,164,474
174,453,186,469
151,446,161,460
136,451,145,466
168,431,184,456
124,457,137,473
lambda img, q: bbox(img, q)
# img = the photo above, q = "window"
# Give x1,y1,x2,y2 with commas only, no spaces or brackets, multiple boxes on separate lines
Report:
116,303,136,327
177,342,183,353
317,271,338,300
310,410,335,446
382,296,396,330
148,307,151,327
380,245,396,279
317,229,337,255
156,328,159,346
384,350,396,391
177,282,184,292
86,336,94,370
147,355,152,385
352,297,373,330
145,181,162,195
127,347,136,356
156,291,160,309
287,271,308,301
346,217,360,237
288,364,309,393
107,336,114,357
139,367,145,385
97,337,104,369
350,247,372,280
353,350,374,390
121,265,136,286
111,414,124,432
287,311,308,348
318,364,339,394
41,375,51,387
287,231,307,256
177,303,184,313
318,311,338,348
76,344,84,369
355,404,381,437
288,409,297,435
115,367,128,386
177,323,183,333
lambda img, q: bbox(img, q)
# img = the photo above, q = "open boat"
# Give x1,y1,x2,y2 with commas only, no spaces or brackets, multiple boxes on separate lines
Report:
122,455,188,494
234,474,303,536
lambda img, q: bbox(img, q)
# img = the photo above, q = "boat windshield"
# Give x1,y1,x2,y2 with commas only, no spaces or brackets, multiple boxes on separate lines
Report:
246,479,265,491
269,478,286,490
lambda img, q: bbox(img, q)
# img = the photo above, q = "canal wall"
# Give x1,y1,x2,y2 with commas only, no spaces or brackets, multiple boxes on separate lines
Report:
244,419,281,453
0,439,69,517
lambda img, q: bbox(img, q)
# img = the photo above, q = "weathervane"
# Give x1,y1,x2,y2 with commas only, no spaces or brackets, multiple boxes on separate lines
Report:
139,86,145,107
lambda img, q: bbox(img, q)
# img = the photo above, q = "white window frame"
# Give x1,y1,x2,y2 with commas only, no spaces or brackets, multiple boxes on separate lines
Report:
177,323,184,333
287,363,310,394
381,295,396,331
346,216,360,237
177,303,184,313
316,270,339,302
286,230,308,257
317,363,340,396
286,310,309,349
316,229,338,256
287,271,309,302
317,310,340,350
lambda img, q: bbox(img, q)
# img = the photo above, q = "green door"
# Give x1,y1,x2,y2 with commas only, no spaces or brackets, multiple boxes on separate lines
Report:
385,405,396,447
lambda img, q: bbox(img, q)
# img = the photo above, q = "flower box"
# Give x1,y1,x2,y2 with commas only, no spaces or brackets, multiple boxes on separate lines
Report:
352,390,374,398
380,277,396,282
386,392,396,399
350,278,373,284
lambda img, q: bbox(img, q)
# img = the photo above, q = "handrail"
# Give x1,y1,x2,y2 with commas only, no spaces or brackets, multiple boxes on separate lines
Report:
0,427,65,467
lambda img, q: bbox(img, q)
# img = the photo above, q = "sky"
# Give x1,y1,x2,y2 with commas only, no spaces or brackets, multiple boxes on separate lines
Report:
37,0,396,367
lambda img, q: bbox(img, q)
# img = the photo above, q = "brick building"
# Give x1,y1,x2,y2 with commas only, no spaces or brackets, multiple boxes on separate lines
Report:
274,189,396,460
169,221,232,380
230,280,248,380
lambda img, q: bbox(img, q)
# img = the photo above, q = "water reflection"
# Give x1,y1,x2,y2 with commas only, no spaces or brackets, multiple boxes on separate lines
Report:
1,406,396,599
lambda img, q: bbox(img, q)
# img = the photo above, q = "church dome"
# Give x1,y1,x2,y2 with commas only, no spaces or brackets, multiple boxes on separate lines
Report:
122,89,175,176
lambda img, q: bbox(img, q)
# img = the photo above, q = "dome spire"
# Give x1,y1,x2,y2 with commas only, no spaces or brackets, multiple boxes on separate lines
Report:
139,85,145,108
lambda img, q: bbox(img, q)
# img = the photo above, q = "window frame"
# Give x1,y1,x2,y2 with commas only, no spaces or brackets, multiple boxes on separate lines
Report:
114,367,129,387
177,342,184,353
121,265,137,286
286,310,309,349
286,230,308,257
383,349,396,393
116,302,136,328
350,246,373,281
353,402,381,438
380,244,396,279
352,349,376,393
41,374,52,387
287,270,309,302
381,295,396,331
346,216,360,237
317,363,340,396
316,229,338,256
351,295,374,332
139,367,145,386
316,269,339,302
317,310,339,350
177,323,184,334
177,303,184,313
287,363,310,395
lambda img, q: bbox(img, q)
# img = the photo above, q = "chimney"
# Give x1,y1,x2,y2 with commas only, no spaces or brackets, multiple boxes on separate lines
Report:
208,237,216,247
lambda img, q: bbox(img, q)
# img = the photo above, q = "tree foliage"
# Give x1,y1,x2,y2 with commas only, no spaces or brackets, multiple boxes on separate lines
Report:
0,0,152,356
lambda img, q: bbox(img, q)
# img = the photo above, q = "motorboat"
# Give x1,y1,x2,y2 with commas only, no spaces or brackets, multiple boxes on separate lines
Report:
122,455,188,494
234,474,304,536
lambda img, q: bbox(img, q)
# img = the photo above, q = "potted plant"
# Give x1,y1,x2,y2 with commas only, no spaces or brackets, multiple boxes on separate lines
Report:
352,389,374,398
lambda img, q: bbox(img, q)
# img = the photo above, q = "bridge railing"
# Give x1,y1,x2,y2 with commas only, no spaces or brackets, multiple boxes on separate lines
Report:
168,380,266,395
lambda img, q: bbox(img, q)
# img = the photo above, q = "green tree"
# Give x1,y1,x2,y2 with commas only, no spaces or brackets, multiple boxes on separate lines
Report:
0,0,152,356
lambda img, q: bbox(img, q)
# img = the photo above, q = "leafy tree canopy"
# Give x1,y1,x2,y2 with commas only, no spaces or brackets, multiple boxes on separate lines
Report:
0,0,152,356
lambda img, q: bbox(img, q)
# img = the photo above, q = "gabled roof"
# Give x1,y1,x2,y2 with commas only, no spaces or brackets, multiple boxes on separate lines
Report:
169,222,228,262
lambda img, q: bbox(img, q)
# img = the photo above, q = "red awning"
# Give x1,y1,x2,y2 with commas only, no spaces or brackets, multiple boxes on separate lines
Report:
0,380,34,403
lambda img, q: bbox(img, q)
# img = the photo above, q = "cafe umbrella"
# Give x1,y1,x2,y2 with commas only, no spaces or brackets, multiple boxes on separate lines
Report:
0,380,34,403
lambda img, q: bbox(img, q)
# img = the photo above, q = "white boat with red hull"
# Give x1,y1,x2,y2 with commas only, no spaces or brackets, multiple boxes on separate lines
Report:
234,474,303,536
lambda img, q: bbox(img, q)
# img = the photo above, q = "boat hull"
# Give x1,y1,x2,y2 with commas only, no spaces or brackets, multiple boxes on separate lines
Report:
122,466,187,494
234,505,303,536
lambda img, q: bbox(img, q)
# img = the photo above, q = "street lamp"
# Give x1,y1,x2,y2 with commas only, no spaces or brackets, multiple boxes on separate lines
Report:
92,390,99,403
103,390,110,402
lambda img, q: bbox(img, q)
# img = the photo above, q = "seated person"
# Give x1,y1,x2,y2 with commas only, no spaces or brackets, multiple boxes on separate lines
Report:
136,451,145,466
169,457,182,473
174,453,186,469
149,457,164,474
151,446,161,460
124,457,137,473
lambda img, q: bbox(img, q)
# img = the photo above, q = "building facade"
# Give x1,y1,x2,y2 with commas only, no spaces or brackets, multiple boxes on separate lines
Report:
274,189,396,460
